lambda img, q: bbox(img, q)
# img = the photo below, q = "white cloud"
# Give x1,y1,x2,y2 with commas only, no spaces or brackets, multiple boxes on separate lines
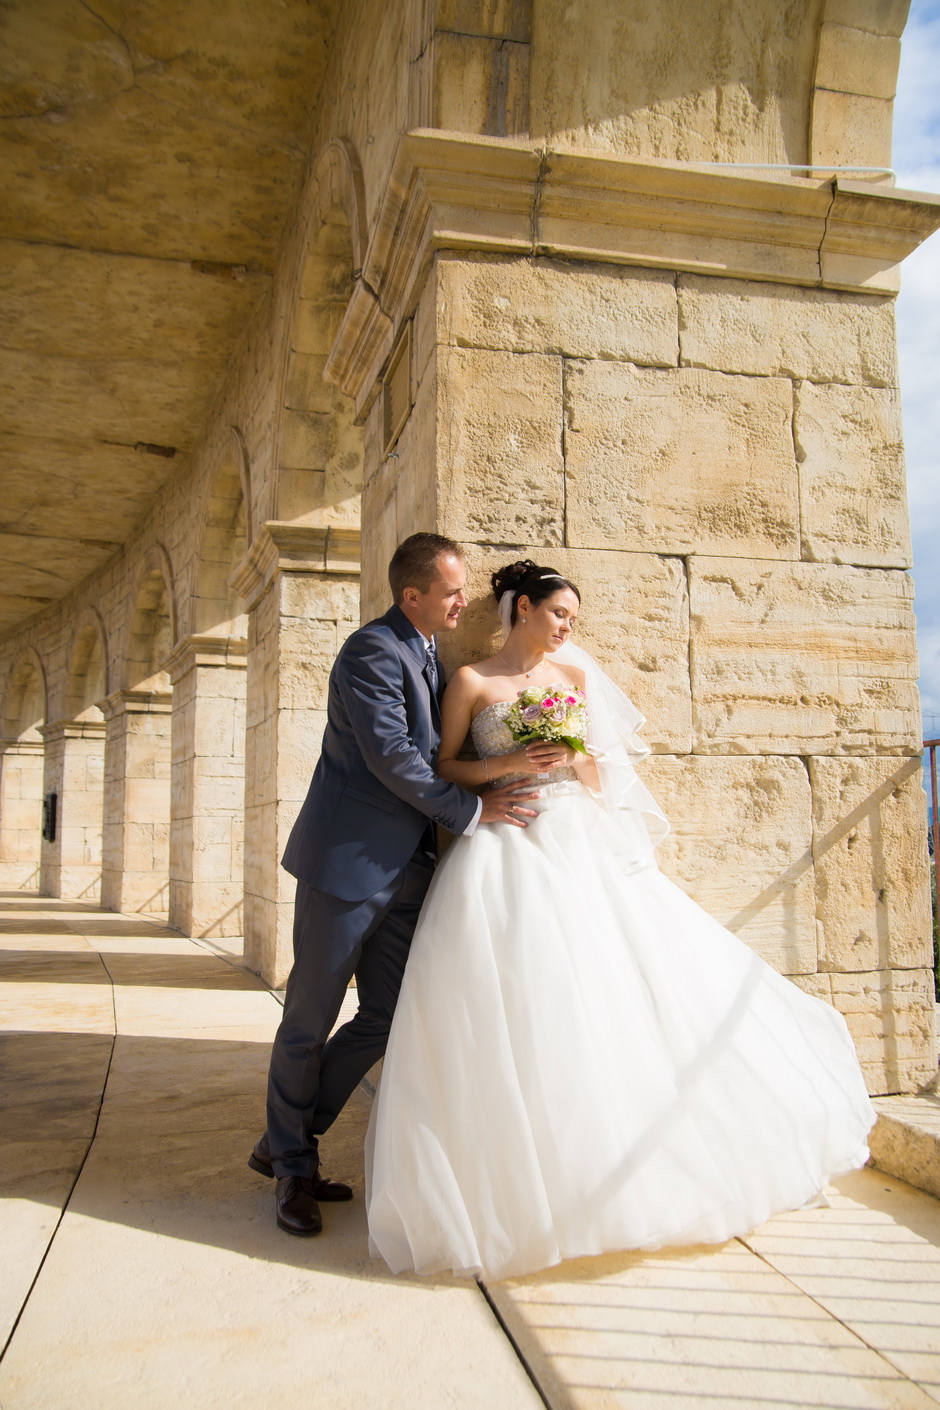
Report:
894,0,940,737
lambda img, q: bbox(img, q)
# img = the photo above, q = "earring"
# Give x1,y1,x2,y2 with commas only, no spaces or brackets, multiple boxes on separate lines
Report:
521,615,527,623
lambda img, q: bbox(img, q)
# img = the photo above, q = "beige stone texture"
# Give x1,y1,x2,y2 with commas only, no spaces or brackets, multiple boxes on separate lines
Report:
811,756,933,975
689,558,920,755
564,361,799,559
169,656,247,939
795,380,910,568
437,346,565,547
101,698,172,918
743,1168,940,1401
815,22,901,100
643,755,816,975
529,0,821,165
823,0,911,38
0,897,541,1410
869,1094,940,1201
436,0,531,41
677,273,898,386
431,32,529,137
438,252,679,363
0,742,43,885
38,723,105,902
796,968,936,1094
810,88,895,169
448,546,691,755
493,1169,940,1410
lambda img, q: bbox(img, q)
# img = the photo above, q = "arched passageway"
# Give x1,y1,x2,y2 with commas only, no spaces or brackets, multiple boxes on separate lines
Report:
240,139,364,980
168,457,249,938
101,557,175,918
0,649,47,888
38,615,109,901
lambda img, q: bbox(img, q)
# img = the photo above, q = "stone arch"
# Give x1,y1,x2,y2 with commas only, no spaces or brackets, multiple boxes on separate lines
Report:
65,609,109,722
275,137,367,528
123,546,177,691
2,647,47,742
193,456,249,638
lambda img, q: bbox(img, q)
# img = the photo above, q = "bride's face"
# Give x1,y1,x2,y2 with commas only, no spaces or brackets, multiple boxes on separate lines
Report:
517,587,579,651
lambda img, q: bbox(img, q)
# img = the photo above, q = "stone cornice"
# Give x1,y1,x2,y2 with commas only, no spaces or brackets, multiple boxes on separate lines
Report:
230,523,361,612
39,718,107,742
101,689,173,721
163,634,248,685
0,736,45,754
325,130,940,415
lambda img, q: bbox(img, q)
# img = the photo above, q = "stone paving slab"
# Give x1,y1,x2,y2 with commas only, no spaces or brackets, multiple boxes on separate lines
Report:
0,895,540,1410
4,892,940,1410
490,1173,940,1408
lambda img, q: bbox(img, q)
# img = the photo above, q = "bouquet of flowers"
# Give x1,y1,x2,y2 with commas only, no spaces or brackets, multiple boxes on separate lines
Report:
504,683,589,755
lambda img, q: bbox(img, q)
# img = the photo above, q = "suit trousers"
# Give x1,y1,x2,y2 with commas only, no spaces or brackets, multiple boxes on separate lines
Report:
266,832,436,1179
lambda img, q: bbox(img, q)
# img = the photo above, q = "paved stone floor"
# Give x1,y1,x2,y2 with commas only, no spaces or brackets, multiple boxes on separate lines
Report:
1,891,939,1410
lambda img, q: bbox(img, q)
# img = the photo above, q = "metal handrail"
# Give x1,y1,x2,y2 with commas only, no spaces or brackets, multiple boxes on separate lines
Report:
927,739,939,966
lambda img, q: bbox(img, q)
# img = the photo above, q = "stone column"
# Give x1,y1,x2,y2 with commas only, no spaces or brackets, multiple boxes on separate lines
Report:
101,690,172,918
232,524,359,986
165,635,247,939
37,720,105,901
0,738,44,889
327,135,940,1093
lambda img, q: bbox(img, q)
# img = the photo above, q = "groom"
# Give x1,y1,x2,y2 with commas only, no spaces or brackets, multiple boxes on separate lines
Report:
249,533,539,1234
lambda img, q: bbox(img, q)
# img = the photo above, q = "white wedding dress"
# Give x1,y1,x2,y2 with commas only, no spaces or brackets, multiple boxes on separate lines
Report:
365,696,875,1282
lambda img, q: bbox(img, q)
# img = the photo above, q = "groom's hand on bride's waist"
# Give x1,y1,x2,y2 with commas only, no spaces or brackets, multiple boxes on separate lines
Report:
479,779,541,828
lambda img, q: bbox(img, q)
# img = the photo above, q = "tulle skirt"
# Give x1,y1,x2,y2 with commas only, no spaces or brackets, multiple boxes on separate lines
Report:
365,781,875,1281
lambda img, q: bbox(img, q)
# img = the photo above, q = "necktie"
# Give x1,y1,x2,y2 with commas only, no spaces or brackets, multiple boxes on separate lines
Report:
424,640,439,695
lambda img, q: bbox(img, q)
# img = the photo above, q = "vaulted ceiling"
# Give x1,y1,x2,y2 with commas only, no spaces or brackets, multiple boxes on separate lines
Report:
0,0,339,635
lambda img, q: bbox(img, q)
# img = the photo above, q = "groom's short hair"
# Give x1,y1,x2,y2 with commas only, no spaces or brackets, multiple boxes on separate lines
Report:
389,533,463,602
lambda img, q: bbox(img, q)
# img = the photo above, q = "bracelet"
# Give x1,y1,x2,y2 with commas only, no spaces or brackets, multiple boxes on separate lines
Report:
481,756,492,782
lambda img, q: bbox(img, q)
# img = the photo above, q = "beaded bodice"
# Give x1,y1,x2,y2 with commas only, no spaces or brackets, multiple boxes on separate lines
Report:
470,701,579,787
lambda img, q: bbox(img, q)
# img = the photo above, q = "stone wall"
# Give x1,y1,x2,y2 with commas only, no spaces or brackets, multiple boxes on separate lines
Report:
0,0,936,1085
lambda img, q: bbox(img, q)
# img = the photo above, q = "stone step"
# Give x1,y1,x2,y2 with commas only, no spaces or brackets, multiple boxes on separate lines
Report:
869,1089,940,1200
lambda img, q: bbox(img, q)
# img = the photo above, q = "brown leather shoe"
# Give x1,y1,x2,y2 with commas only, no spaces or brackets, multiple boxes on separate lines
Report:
248,1131,353,1201
275,1176,323,1236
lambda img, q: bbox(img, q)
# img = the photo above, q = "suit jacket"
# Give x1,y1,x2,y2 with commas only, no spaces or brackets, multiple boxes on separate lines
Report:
281,604,479,902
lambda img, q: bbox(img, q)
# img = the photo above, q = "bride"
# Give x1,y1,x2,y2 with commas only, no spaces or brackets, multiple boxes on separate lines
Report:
364,559,875,1281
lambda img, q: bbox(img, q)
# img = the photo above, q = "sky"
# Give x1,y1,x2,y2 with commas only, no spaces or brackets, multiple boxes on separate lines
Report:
894,0,940,741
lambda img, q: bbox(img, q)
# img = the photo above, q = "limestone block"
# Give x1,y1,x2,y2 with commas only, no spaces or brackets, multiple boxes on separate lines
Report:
284,353,335,417
689,559,920,754
277,622,337,710
529,0,821,165
437,347,564,546
807,968,936,1094
431,32,529,137
814,23,900,101
279,410,330,472
291,300,345,357
448,545,691,753
869,1095,940,1200
823,0,910,37
277,709,327,803
438,254,678,364
277,574,359,626
436,0,531,40
810,89,893,170
677,274,897,386
795,381,909,568
811,756,933,973
191,697,237,757
565,362,798,558
643,755,816,974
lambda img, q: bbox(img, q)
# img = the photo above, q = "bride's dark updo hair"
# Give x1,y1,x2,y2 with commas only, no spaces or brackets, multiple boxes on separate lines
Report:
491,559,581,626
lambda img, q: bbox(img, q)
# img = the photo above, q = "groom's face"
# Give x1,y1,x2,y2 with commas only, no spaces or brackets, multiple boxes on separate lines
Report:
407,554,467,637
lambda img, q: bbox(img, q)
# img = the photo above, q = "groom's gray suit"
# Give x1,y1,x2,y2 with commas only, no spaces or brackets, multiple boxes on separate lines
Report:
267,603,479,1179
